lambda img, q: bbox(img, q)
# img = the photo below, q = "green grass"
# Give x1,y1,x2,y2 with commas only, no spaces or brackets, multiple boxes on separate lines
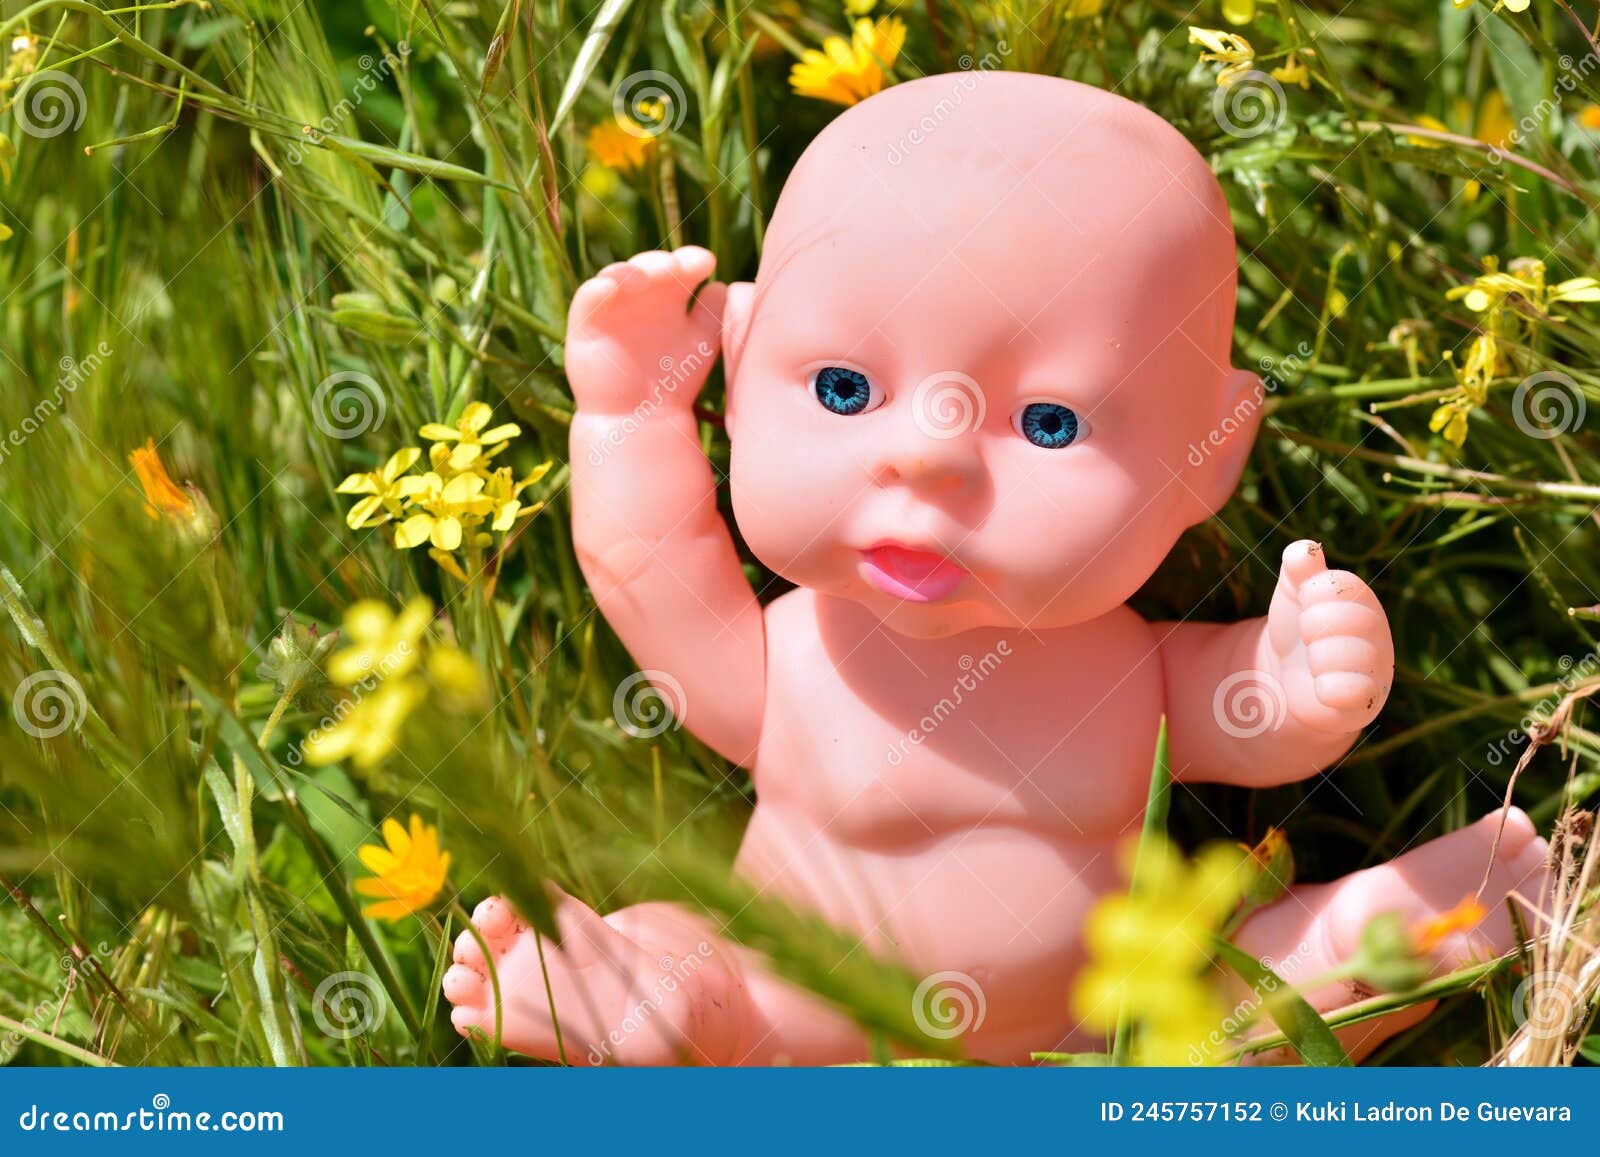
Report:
0,0,1597,1065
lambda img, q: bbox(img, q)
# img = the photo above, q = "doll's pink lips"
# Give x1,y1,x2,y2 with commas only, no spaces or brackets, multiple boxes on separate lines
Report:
860,544,968,602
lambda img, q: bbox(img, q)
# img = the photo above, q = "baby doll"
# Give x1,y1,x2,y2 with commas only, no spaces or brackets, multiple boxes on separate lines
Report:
442,72,1549,1065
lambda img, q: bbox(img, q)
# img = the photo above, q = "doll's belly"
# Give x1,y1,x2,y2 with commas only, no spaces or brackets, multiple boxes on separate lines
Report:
736,805,1122,1041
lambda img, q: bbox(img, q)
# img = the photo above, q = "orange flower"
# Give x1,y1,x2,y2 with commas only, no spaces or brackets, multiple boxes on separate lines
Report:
129,439,195,522
355,815,451,920
1412,896,1487,952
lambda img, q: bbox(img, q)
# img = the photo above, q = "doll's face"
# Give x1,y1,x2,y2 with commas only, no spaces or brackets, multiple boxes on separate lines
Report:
726,74,1254,638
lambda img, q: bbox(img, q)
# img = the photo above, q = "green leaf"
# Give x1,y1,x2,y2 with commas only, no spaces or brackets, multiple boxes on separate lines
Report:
1481,10,1544,125
1111,716,1171,1064
1211,936,1353,1067
549,0,641,135
1580,1035,1600,1065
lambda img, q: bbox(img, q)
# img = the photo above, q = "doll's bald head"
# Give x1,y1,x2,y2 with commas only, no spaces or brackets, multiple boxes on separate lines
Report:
722,73,1260,637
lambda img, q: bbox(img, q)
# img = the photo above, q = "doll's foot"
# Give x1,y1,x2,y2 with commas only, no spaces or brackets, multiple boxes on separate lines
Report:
1235,807,1551,1063
1316,807,1552,970
442,893,737,1065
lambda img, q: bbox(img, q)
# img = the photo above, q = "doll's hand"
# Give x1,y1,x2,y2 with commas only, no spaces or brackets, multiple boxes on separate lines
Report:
1266,540,1394,735
565,247,726,415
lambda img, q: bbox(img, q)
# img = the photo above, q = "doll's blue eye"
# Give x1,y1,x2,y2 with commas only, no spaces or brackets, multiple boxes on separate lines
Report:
1014,402,1083,449
810,366,880,415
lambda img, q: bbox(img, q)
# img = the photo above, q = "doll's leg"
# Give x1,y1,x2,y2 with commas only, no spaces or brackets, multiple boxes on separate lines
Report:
443,892,865,1065
1230,808,1551,1063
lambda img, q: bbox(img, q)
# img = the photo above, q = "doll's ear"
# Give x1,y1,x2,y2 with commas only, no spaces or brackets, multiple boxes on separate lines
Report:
721,281,756,385
1183,367,1264,525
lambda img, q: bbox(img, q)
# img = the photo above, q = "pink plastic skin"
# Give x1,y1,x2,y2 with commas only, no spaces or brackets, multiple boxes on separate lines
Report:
441,73,1551,1065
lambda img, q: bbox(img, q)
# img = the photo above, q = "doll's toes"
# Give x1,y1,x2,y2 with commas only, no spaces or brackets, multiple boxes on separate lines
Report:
452,925,486,970
442,962,486,1008
470,896,526,954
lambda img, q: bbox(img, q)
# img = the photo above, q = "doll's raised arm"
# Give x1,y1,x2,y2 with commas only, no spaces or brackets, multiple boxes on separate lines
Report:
1154,540,1393,786
566,248,765,766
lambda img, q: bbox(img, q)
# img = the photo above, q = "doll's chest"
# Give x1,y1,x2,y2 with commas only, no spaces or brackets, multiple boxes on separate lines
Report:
752,595,1164,845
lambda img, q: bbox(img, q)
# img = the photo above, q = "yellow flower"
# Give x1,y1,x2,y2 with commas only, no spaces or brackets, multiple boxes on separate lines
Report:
303,677,426,769
844,0,877,14
1187,27,1255,87
419,401,521,471
4,34,38,87
1065,0,1105,18
0,220,11,244
0,130,14,183
1072,838,1250,1065
129,438,196,522
355,815,451,920
1222,0,1255,24
394,470,496,551
1271,53,1310,89
326,598,431,686
1580,105,1600,131
789,17,906,107
485,461,551,533
585,120,657,173
335,446,422,530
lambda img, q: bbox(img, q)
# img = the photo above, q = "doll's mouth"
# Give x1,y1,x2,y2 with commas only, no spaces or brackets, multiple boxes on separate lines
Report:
859,544,968,602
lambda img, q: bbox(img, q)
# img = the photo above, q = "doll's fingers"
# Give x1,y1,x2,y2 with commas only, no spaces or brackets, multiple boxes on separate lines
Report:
1297,598,1385,644
672,245,718,287
1297,569,1383,613
1278,540,1326,594
1313,671,1379,714
1305,634,1382,679
627,250,679,280
598,261,645,290
568,276,619,329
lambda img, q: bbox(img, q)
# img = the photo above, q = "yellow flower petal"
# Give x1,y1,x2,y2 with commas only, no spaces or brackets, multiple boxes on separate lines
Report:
394,514,435,549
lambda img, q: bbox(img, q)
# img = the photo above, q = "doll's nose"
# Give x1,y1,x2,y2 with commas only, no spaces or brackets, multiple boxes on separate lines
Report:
872,409,984,492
